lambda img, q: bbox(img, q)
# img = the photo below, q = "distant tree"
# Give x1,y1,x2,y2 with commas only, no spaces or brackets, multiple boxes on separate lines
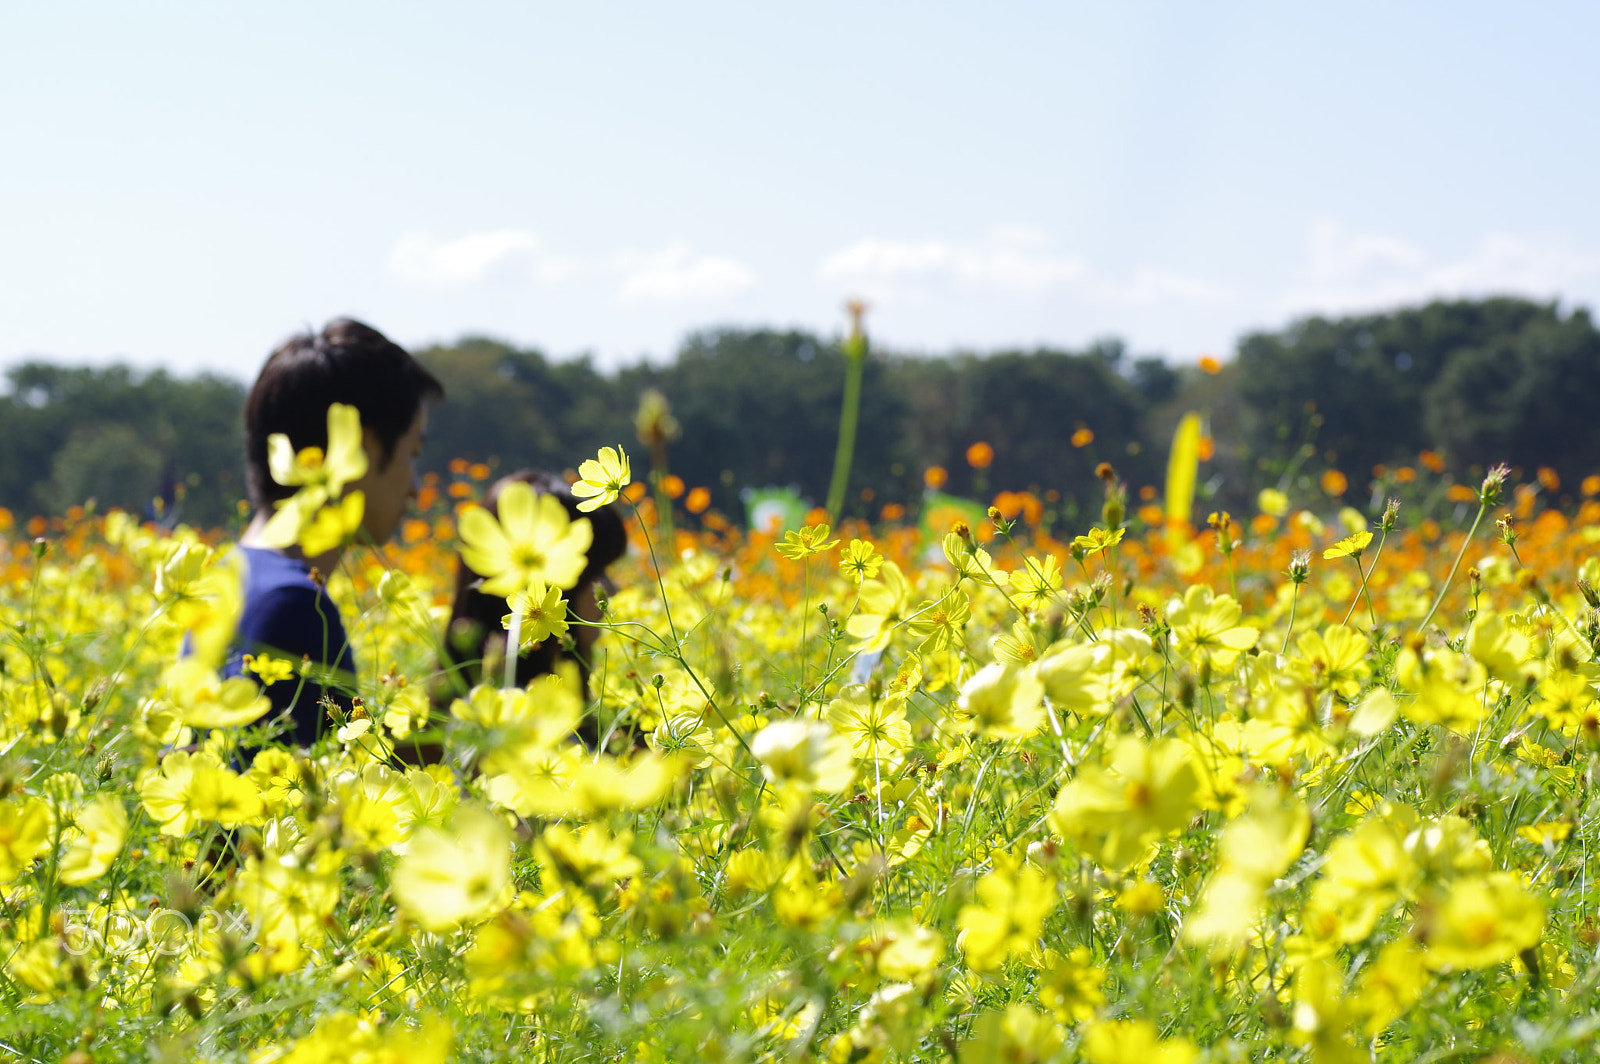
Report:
415,338,626,480
888,348,1156,504
43,424,163,515
1129,357,1180,406
0,363,245,525
1235,298,1560,483
1423,307,1600,487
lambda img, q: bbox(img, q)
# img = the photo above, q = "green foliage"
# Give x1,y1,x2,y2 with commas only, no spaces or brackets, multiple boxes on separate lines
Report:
887,347,1158,501
1424,307,1600,486
1236,297,1587,487
0,363,246,526
415,337,628,479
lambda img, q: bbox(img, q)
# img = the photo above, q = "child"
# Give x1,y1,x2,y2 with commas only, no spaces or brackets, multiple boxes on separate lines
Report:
437,470,626,748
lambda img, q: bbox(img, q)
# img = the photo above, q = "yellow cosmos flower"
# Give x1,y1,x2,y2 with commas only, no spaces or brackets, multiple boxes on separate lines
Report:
846,561,915,652
1421,871,1545,971
943,532,1010,588
235,847,344,952
295,490,365,556
958,1004,1063,1064
1307,809,1418,943
393,804,513,931
1184,786,1310,946
839,539,883,583
488,750,677,818
1072,526,1126,557
828,684,911,765
867,919,946,981
58,793,128,885
571,445,631,512
459,481,593,596
537,822,642,890
907,586,971,652
1323,529,1373,560
1050,735,1202,871
955,854,1057,971
165,546,245,671
0,798,52,883
775,522,839,561
139,750,226,836
265,1012,453,1064
164,659,272,730
750,719,856,793
260,402,370,548
1009,555,1063,613
1036,946,1107,1021
243,653,296,687
1290,624,1372,700
1166,584,1259,672
992,620,1041,665
187,765,264,827
1258,487,1290,517
1081,1019,1198,1064
502,582,569,650
268,402,368,494
952,662,1044,740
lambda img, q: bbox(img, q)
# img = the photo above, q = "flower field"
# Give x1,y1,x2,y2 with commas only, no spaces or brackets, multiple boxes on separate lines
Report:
4,452,1600,1062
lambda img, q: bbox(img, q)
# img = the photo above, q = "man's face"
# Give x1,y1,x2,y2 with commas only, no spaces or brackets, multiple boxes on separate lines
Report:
356,406,428,544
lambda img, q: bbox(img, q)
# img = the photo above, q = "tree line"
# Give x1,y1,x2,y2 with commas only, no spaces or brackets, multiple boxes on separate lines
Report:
1,296,1594,529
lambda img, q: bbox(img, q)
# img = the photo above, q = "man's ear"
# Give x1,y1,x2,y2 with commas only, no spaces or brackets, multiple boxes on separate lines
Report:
362,427,388,472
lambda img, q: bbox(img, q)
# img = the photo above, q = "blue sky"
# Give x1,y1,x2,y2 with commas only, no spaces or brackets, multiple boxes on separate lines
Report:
3,2,1596,378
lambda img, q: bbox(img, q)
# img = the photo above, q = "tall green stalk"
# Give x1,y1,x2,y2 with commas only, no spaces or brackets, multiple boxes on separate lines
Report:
825,300,869,522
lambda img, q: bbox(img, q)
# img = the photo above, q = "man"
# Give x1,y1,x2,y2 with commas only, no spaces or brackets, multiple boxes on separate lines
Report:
227,318,444,747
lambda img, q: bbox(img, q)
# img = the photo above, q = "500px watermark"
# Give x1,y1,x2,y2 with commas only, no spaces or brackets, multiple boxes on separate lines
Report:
61,907,259,957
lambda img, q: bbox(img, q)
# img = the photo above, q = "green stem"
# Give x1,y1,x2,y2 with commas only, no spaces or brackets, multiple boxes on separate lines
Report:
824,347,866,521
1340,553,1376,629
1418,502,1490,633
649,445,675,550
1281,582,1300,655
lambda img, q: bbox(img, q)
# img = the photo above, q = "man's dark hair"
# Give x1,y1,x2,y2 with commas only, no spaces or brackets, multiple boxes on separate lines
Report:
244,318,445,509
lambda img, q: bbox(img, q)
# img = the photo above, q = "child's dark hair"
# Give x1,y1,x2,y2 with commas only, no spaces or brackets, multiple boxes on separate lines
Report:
439,470,627,745
244,318,445,509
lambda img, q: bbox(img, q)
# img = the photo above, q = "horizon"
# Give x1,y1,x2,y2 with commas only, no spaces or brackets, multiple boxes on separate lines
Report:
3,290,1592,387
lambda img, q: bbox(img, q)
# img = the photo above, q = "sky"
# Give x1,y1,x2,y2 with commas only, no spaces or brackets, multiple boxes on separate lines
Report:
3,2,1598,379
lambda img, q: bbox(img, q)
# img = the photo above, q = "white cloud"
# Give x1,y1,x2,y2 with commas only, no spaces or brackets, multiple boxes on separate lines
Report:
818,228,1085,295
816,228,1227,306
385,229,577,287
613,243,757,304
386,231,755,304
1283,219,1597,314
1090,268,1233,307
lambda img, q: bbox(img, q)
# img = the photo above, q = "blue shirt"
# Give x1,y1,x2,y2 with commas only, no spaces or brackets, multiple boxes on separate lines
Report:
224,546,356,747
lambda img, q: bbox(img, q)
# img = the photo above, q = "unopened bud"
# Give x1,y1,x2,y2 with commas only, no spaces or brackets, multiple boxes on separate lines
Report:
1480,463,1510,507
1287,549,1311,584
